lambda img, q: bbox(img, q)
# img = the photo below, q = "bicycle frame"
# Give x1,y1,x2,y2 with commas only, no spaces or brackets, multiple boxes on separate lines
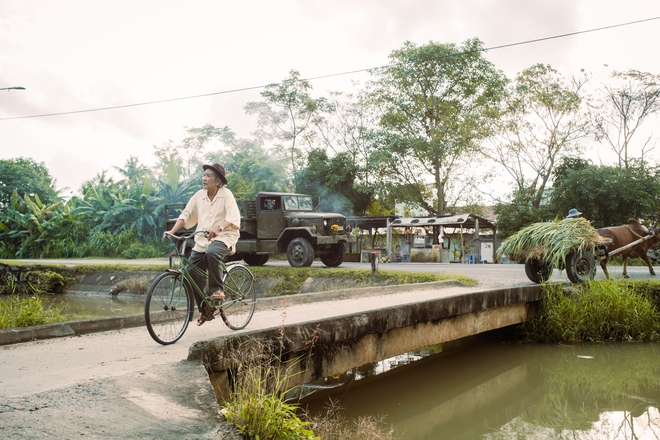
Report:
166,231,241,311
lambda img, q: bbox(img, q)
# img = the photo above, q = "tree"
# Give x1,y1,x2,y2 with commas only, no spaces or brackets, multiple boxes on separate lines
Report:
114,155,151,193
484,64,591,210
311,91,382,214
550,161,660,228
368,39,507,215
294,149,367,214
153,124,235,181
0,158,59,207
206,138,289,200
593,69,660,170
244,70,327,180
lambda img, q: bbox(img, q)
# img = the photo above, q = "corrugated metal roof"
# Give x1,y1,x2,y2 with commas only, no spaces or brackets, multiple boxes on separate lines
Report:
389,213,496,230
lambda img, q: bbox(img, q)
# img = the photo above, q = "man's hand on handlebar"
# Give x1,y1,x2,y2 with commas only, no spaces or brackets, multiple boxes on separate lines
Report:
208,226,223,240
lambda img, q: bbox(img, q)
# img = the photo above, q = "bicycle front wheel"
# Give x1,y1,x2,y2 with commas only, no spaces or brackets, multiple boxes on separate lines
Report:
145,271,193,345
220,264,256,330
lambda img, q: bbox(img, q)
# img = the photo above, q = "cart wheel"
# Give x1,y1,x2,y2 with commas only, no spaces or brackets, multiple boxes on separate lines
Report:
525,258,553,283
565,250,597,283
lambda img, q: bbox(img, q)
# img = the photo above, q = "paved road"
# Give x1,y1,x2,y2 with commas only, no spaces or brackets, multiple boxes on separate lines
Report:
1,259,657,439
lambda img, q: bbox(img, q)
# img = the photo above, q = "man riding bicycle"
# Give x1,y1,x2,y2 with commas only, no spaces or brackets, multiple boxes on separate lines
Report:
164,163,241,326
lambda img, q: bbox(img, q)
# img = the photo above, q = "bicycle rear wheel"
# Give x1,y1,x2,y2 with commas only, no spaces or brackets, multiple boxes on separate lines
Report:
145,271,193,345
220,264,256,330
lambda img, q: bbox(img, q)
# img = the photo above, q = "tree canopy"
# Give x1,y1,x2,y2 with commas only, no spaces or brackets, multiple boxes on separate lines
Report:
0,158,59,207
368,38,507,215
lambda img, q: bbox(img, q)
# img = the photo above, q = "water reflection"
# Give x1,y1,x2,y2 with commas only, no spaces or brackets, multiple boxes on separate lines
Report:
300,341,660,439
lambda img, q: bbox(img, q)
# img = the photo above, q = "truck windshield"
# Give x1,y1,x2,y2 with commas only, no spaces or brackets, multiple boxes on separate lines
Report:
283,195,313,211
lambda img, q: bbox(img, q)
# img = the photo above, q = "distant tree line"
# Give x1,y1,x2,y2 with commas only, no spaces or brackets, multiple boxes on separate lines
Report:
2,38,660,258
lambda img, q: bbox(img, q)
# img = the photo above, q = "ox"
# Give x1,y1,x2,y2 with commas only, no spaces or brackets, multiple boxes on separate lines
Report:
597,219,660,279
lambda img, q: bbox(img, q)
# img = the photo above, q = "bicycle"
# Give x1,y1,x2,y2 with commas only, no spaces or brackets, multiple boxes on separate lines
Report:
144,231,256,345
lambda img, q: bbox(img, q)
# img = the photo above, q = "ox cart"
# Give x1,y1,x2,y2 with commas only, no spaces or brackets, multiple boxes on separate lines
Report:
524,233,656,284
499,218,658,284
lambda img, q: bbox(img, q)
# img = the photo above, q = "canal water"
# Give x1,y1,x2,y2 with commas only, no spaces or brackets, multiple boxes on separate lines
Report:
4,293,147,320
299,339,660,439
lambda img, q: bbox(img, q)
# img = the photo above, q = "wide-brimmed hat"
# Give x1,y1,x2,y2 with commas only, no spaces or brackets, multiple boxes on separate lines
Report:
203,163,228,185
566,208,582,218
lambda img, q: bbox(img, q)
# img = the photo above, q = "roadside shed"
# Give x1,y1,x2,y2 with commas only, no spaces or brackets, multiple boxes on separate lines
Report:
386,214,498,263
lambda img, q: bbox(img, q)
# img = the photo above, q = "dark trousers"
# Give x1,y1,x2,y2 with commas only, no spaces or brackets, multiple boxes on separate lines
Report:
187,240,230,312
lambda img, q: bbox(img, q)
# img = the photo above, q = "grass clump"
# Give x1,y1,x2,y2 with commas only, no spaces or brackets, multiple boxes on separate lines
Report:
222,327,398,440
498,217,608,268
250,267,475,297
222,339,318,440
523,279,660,342
0,295,64,329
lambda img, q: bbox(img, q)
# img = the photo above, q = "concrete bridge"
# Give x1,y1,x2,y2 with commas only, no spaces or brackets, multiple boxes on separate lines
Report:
189,282,543,403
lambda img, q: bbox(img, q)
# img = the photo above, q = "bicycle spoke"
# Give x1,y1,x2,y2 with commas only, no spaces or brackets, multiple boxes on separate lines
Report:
145,272,193,345
220,265,256,330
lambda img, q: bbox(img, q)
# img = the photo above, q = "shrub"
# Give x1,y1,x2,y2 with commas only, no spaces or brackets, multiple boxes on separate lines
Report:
523,279,660,342
0,295,64,329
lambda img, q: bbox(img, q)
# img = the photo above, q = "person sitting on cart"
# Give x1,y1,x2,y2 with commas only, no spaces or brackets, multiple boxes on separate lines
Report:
164,163,241,326
566,208,582,219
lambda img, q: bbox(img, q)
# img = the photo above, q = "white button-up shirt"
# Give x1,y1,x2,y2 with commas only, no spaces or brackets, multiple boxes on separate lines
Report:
178,187,241,253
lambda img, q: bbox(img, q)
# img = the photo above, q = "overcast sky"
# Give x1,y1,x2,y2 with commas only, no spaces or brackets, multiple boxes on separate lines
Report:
2,0,660,195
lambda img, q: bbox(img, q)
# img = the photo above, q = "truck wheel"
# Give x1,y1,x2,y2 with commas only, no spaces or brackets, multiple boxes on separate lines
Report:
242,254,270,266
565,250,596,283
524,258,553,283
320,242,346,267
287,237,315,267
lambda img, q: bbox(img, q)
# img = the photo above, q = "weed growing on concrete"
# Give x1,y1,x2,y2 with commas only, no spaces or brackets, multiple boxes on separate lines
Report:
0,294,64,329
222,301,398,439
522,279,660,343
222,337,317,440
114,276,152,295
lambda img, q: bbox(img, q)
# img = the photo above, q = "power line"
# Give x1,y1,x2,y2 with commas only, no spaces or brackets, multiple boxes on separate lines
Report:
2,15,658,122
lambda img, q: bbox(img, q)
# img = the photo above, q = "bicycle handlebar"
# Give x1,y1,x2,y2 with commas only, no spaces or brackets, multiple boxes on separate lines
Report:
163,230,209,241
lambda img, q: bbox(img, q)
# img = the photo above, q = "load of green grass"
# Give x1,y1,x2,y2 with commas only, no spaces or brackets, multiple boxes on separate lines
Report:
497,218,609,268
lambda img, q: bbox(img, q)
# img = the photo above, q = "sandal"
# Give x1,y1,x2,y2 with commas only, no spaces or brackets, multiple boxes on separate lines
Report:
197,308,214,326
211,291,225,301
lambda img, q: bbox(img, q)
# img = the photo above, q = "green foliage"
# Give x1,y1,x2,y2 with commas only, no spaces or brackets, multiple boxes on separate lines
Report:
549,161,660,228
522,280,660,342
294,149,366,215
212,138,290,200
369,38,507,215
0,157,59,207
223,339,319,440
120,240,166,259
0,295,64,329
223,332,397,440
493,191,554,239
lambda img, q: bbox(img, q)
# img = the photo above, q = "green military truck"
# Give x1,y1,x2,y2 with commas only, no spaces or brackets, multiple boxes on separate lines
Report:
166,191,356,267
